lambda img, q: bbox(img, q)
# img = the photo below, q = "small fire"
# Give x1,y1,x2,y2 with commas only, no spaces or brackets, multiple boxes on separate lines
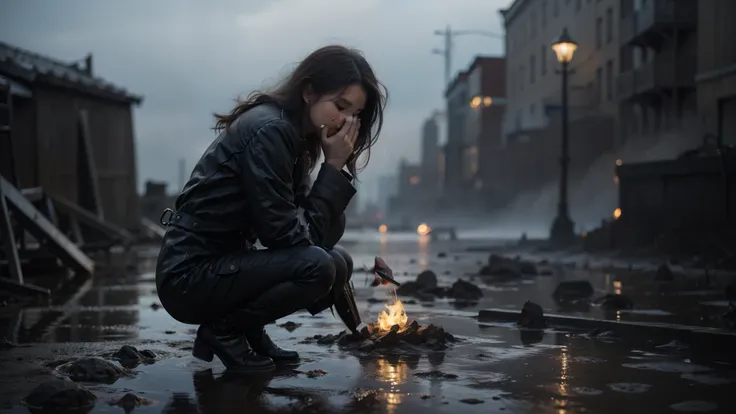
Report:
376,299,408,331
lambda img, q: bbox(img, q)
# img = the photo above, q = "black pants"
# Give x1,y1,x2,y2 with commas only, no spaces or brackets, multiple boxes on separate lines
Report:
158,244,353,329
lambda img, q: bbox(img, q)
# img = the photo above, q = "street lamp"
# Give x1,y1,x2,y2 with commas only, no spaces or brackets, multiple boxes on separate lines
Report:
549,28,578,245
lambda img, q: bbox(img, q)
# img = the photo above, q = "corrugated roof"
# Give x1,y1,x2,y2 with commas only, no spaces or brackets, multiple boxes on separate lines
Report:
0,41,142,104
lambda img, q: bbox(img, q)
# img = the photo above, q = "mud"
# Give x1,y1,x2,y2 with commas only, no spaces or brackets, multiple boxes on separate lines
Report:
1,236,734,413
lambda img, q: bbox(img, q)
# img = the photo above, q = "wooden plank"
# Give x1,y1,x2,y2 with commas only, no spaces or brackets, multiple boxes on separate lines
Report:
50,194,132,243
0,180,23,284
0,176,94,275
20,187,44,202
77,110,104,220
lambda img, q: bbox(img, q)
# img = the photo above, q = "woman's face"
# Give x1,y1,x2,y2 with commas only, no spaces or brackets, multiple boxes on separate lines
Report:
305,84,367,136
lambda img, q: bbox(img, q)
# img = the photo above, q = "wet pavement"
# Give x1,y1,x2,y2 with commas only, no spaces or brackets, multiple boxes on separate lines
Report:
1,232,734,413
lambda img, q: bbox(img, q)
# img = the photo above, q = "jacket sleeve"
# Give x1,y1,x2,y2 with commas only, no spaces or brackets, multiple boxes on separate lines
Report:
235,120,356,248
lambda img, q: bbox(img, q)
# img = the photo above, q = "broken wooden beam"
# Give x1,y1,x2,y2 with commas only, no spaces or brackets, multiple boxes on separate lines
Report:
49,194,132,244
0,179,23,284
1,176,94,276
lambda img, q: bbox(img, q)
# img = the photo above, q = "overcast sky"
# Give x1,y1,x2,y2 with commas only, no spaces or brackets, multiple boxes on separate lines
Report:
1,0,508,203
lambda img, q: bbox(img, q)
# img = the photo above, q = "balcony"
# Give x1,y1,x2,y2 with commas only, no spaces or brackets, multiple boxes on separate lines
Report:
619,0,697,47
617,51,696,101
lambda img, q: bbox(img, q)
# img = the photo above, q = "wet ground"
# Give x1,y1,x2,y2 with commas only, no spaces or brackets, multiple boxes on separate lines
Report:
1,233,734,413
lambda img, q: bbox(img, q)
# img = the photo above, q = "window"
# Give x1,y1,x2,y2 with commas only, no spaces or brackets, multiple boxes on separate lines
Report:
596,17,603,49
541,0,547,27
554,0,559,17
530,55,536,84
606,8,613,43
606,60,614,101
596,67,603,103
541,44,547,75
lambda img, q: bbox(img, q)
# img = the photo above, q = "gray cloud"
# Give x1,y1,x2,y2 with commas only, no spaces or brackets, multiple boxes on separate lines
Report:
1,0,508,199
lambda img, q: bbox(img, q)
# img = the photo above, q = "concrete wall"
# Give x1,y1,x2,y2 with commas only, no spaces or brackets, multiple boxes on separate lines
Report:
616,155,736,247
696,0,736,145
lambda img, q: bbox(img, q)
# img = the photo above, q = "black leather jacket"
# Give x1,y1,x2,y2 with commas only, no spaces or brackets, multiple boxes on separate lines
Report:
156,103,356,290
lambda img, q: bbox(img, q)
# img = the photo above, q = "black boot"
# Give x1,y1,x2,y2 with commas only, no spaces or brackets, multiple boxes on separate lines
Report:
192,324,275,373
246,327,299,361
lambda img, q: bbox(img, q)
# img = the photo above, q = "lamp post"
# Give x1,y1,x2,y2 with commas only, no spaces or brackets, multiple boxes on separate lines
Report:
549,28,578,245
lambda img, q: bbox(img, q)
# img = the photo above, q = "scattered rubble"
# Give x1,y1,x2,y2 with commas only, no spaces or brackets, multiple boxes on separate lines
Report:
478,254,539,278
518,301,546,329
301,321,458,352
294,369,328,378
552,281,594,302
655,264,675,281
110,345,156,368
278,321,303,332
108,393,154,411
57,356,127,383
23,380,97,412
1,337,16,350
415,370,458,380
396,271,483,302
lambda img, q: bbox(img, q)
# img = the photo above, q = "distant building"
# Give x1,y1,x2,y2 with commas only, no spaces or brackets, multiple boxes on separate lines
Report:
0,41,143,230
465,56,507,207
376,175,397,213
618,0,698,142
139,180,176,223
695,0,736,145
500,0,620,141
420,114,441,199
388,160,423,218
443,71,470,203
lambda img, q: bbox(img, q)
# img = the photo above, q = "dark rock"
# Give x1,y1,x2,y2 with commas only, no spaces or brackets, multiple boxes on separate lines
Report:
111,345,156,368
553,281,594,302
150,303,161,310
396,281,421,296
518,301,546,329
108,393,153,412
437,252,447,258
655,264,674,281
460,398,485,404
518,261,538,275
594,293,634,310
58,356,125,383
24,380,97,411
415,370,458,380
416,270,438,289
447,279,483,301
277,321,302,332
725,283,736,303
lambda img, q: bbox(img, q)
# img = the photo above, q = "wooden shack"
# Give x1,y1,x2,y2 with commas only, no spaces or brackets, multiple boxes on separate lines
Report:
0,41,143,231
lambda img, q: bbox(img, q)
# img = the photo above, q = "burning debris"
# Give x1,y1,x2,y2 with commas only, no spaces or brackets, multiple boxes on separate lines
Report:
302,299,458,352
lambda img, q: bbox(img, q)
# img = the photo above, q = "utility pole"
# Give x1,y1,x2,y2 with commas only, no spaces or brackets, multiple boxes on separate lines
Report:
432,27,504,91
178,158,186,192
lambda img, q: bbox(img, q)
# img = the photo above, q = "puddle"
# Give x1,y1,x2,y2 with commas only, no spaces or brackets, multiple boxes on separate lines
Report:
607,383,652,393
622,361,712,374
670,400,720,412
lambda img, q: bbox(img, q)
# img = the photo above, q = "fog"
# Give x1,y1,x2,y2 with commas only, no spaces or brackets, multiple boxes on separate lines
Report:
446,122,704,240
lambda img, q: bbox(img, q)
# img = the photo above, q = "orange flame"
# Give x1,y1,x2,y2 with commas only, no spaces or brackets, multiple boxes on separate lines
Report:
376,297,408,331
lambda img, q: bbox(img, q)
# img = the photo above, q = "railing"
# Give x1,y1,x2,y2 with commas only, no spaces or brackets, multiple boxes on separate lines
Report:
619,0,697,46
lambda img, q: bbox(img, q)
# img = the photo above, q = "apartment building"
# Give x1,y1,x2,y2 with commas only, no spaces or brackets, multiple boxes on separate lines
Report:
696,0,736,145
617,0,698,142
420,114,441,199
500,0,620,141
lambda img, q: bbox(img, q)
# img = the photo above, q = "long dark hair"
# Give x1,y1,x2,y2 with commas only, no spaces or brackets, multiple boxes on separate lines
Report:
214,45,387,178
